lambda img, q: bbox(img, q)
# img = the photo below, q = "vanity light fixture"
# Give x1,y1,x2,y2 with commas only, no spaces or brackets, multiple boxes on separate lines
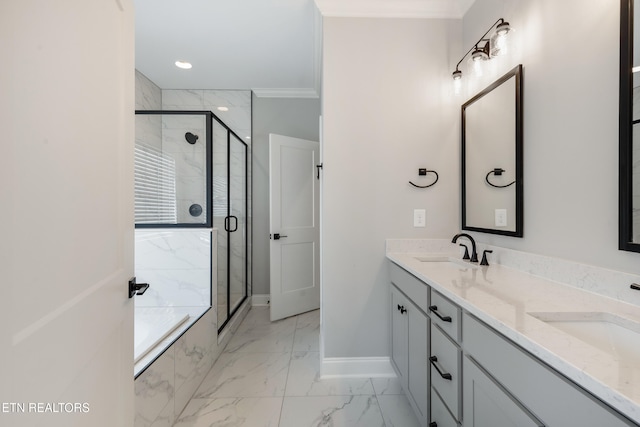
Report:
452,18,512,87
175,60,192,69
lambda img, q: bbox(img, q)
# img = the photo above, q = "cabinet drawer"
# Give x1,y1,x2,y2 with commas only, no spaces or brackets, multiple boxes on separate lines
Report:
431,388,460,427
429,290,461,343
389,262,429,312
430,324,461,420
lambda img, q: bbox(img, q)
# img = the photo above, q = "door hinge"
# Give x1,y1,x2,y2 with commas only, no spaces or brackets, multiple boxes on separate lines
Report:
316,163,323,180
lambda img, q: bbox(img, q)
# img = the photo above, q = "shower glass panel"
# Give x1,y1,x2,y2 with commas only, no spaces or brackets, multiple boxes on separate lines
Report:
134,111,212,227
229,134,248,315
217,125,249,333
212,119,230,329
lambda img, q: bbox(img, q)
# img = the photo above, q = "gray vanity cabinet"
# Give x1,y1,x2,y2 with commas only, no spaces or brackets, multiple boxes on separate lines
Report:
388,261,638,427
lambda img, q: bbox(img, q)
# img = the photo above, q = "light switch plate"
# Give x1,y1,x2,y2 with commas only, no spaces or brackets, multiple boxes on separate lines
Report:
495,209,507,227
414,209,426,227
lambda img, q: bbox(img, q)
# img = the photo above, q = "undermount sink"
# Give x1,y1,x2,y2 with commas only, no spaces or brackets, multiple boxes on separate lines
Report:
528,311,640,360
414,255,479,270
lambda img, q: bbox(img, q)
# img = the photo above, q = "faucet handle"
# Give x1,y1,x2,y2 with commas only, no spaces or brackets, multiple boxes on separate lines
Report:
480,250,493,266
459,243,470,260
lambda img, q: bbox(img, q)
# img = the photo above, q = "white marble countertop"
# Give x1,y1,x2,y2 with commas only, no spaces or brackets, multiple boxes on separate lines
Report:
386,251,640,423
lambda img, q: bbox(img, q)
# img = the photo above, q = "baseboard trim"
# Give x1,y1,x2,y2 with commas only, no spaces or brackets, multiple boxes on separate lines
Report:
320,356,396,378
251,294,270,306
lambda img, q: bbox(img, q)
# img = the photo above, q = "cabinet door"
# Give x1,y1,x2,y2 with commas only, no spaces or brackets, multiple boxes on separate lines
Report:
463,356,544,427
408,306,429,420
391,286,408,388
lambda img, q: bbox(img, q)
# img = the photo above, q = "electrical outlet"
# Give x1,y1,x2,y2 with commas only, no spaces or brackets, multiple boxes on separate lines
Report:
414,209,426,227
495,209,507,227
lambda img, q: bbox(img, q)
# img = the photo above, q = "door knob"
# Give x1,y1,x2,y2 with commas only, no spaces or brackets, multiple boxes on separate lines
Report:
273,233,288,240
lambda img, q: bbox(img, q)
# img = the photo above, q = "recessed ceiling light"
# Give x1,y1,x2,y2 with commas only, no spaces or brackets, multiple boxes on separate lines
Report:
217,106,229,112
175,61,192,69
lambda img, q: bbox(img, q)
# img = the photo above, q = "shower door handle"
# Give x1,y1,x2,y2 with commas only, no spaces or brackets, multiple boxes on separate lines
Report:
224,216,238,232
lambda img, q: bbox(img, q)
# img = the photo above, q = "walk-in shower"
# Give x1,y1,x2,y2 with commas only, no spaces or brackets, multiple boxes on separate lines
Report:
133,109,248,374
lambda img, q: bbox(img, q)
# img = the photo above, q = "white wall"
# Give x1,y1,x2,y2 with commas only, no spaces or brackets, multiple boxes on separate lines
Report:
321,17,461,358
461,0,640,274
251,95,321,296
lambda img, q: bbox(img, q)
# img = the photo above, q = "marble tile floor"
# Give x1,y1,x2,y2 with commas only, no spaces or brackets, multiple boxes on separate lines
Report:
173,306,421,427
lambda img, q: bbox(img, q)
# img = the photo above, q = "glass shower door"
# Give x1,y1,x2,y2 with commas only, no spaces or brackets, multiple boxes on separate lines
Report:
228,134,247,315
216,126,248,333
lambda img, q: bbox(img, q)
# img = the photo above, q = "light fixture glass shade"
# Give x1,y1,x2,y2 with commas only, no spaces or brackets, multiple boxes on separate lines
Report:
453,77,462,95
469,47,488,77
452,70,462,95
490,21,511,57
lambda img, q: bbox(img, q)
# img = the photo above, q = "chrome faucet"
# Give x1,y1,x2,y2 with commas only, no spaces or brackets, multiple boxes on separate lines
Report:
451,233,478,263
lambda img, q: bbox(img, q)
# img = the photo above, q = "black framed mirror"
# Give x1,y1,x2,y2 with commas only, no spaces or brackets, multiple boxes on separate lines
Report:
462,64,523,237
619,0,640,252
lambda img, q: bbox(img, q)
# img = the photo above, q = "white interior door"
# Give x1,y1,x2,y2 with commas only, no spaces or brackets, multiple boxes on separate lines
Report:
0,1,135,426
269,134,320,321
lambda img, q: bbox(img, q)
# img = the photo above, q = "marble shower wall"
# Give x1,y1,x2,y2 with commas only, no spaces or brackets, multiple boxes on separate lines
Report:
135,71,162,152
136,70,161,110
135,229,212,308
160,114,208,224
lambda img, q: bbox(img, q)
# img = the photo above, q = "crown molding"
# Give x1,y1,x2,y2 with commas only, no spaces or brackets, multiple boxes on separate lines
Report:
314,0,474,19
252,88,320,99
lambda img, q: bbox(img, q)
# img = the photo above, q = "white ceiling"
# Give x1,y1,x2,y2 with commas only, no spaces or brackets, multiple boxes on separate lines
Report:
134,0,475,98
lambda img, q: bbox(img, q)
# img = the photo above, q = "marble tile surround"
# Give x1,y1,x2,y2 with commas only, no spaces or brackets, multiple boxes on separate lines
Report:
135,229,213,308
135,70,161,110
386,239,640,307
134,300,251,427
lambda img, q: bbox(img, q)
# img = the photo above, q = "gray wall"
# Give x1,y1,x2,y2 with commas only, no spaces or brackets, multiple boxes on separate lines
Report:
462,0,640,274
251,95,322,296
320,0,640,361
321,17,461,358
